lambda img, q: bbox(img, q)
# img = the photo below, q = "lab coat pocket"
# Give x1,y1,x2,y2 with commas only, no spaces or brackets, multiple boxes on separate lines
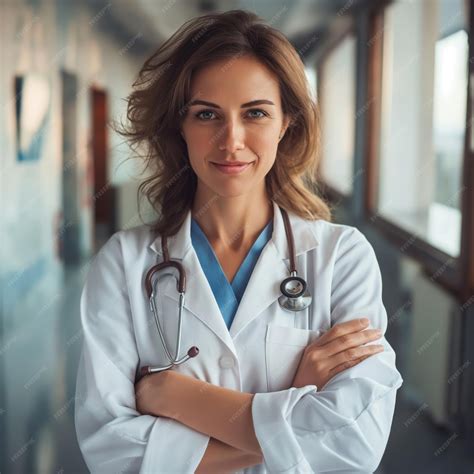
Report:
265,324,322,392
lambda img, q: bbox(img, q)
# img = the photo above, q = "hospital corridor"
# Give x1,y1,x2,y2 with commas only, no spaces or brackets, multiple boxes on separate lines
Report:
1,0,474,473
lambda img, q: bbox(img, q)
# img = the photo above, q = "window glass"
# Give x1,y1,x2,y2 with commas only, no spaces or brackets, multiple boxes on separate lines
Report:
319,35,357,195
304,65,317,102
377,0,468,257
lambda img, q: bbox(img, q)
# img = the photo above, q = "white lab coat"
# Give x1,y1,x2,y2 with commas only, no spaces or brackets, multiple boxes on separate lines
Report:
74,200,403,473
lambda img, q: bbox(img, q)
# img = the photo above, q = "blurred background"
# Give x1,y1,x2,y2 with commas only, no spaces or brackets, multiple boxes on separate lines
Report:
1,0,474,472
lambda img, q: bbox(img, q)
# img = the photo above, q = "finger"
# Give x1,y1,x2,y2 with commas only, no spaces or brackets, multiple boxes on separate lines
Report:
328,351,375,378
331,344,384,370
322,328,383,357
312,318,370,348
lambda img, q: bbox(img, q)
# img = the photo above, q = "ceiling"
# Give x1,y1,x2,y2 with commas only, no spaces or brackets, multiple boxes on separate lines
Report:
85,0,359,60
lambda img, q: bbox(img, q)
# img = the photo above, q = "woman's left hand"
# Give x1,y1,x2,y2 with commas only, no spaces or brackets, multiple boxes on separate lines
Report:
134,370,173,417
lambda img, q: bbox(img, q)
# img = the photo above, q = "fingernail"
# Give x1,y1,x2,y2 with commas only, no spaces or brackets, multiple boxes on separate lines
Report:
360,318,369,325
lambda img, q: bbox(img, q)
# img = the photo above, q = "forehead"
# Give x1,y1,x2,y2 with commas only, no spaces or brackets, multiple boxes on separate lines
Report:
190,56,282,105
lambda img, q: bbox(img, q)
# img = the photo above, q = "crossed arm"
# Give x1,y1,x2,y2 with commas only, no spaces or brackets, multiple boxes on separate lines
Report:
135,370,264,472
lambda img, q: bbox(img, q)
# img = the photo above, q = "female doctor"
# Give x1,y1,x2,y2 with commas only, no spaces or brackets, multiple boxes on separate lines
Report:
74,9,403,474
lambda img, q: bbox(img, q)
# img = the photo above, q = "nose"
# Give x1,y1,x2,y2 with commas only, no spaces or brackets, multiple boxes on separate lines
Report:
218,119,245,153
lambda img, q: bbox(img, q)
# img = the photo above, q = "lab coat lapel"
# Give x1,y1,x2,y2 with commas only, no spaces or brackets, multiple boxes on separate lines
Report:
229,201,320,338
148,210,237,356
147,201,320,347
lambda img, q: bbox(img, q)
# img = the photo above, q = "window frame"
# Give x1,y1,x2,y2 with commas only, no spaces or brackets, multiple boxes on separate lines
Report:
363,0,474,299
316,20,357,207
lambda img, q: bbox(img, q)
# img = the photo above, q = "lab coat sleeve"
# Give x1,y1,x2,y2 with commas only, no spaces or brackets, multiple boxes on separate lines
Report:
251,228,403,473
74,232,210,473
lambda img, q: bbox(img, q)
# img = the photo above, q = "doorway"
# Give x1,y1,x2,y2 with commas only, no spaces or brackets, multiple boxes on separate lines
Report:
90,87,116,251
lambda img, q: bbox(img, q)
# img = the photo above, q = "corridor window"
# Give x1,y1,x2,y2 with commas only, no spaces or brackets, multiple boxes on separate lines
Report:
375,0,468,257
305,65,317,102
318,34,357,195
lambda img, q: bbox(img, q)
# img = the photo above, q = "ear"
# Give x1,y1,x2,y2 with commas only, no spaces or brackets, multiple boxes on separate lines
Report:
280,115,291,138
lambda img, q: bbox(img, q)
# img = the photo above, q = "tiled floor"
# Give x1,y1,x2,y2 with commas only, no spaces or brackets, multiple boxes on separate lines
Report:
2,257,473,473
377,389,474,473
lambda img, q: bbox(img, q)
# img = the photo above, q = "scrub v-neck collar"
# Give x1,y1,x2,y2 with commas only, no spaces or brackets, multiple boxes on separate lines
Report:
190,217,274,329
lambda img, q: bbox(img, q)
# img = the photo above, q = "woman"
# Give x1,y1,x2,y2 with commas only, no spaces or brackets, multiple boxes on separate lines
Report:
74,9,403,473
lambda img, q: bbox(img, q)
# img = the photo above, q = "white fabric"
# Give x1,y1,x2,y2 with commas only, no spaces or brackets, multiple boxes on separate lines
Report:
74,201,403,473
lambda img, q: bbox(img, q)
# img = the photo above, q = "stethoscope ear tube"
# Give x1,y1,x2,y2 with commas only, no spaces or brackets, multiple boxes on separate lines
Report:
140,248,199,376
139,346,199,378
145,260,186,299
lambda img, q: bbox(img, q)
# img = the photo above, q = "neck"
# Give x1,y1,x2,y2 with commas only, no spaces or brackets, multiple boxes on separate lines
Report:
191,188,273,252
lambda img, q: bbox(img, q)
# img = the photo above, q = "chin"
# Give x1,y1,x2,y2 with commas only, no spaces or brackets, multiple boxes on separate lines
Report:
210,184,252,198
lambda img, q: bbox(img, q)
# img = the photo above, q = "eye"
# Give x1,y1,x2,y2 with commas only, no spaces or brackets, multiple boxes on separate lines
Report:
194,109,216,121
194,108,269,121
247,108,268,119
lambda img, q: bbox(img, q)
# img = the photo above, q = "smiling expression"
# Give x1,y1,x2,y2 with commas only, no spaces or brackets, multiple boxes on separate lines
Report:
180,55,289,198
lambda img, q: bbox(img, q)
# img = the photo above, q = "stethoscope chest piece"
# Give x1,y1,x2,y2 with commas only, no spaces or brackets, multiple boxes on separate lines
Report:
278,274,312,312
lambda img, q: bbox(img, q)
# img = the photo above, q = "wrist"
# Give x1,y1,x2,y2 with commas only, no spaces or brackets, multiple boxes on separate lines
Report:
249,451,264,463
156,370,177,417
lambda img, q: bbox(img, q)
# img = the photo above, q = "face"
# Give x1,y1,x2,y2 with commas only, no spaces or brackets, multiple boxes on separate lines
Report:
180,55,290,199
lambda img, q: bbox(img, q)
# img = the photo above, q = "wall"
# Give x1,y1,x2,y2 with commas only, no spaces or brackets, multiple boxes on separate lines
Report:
0,0,147,470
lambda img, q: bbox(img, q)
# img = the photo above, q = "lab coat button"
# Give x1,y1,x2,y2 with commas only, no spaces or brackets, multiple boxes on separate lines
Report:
219,356,234,369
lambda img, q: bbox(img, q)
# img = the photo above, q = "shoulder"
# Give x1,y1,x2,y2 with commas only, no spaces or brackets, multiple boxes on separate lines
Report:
84,224,157,277
115,223,157,252
308,218,371,253
303,218,379,275
99,223,157,258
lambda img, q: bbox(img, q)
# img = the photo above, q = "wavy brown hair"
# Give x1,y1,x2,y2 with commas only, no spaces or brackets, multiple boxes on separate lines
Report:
117,9,332,237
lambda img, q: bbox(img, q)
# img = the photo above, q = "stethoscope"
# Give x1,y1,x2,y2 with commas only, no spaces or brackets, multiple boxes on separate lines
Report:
139,206,312,377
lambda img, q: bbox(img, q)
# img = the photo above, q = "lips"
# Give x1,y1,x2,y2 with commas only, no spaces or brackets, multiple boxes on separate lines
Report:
211,161,254,175
212,161,252,166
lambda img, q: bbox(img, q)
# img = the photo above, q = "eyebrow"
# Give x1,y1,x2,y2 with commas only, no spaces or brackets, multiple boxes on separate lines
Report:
188,99,275,108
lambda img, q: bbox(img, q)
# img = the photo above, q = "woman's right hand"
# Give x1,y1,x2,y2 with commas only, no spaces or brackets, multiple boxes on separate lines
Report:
291,318,384,391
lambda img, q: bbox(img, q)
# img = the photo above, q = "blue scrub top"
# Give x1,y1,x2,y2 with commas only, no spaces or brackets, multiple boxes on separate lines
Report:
191,217,274,330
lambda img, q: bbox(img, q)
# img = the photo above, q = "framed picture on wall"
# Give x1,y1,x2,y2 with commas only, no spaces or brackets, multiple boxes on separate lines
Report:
14,73,51,162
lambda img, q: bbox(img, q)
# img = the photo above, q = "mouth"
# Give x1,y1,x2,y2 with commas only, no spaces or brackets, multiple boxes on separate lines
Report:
210,161,255,175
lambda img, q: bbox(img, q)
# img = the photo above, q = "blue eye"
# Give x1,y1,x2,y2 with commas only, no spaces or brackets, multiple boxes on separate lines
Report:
194,108,268,121
195,110,216,120
247,109,267,119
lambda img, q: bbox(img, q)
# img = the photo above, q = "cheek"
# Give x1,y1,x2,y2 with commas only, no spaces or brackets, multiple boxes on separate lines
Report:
184,137,213,170
251,134,279,166
185,131,212,154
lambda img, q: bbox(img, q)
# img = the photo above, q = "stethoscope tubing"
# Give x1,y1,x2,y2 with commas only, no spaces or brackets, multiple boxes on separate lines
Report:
139,206,311,377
